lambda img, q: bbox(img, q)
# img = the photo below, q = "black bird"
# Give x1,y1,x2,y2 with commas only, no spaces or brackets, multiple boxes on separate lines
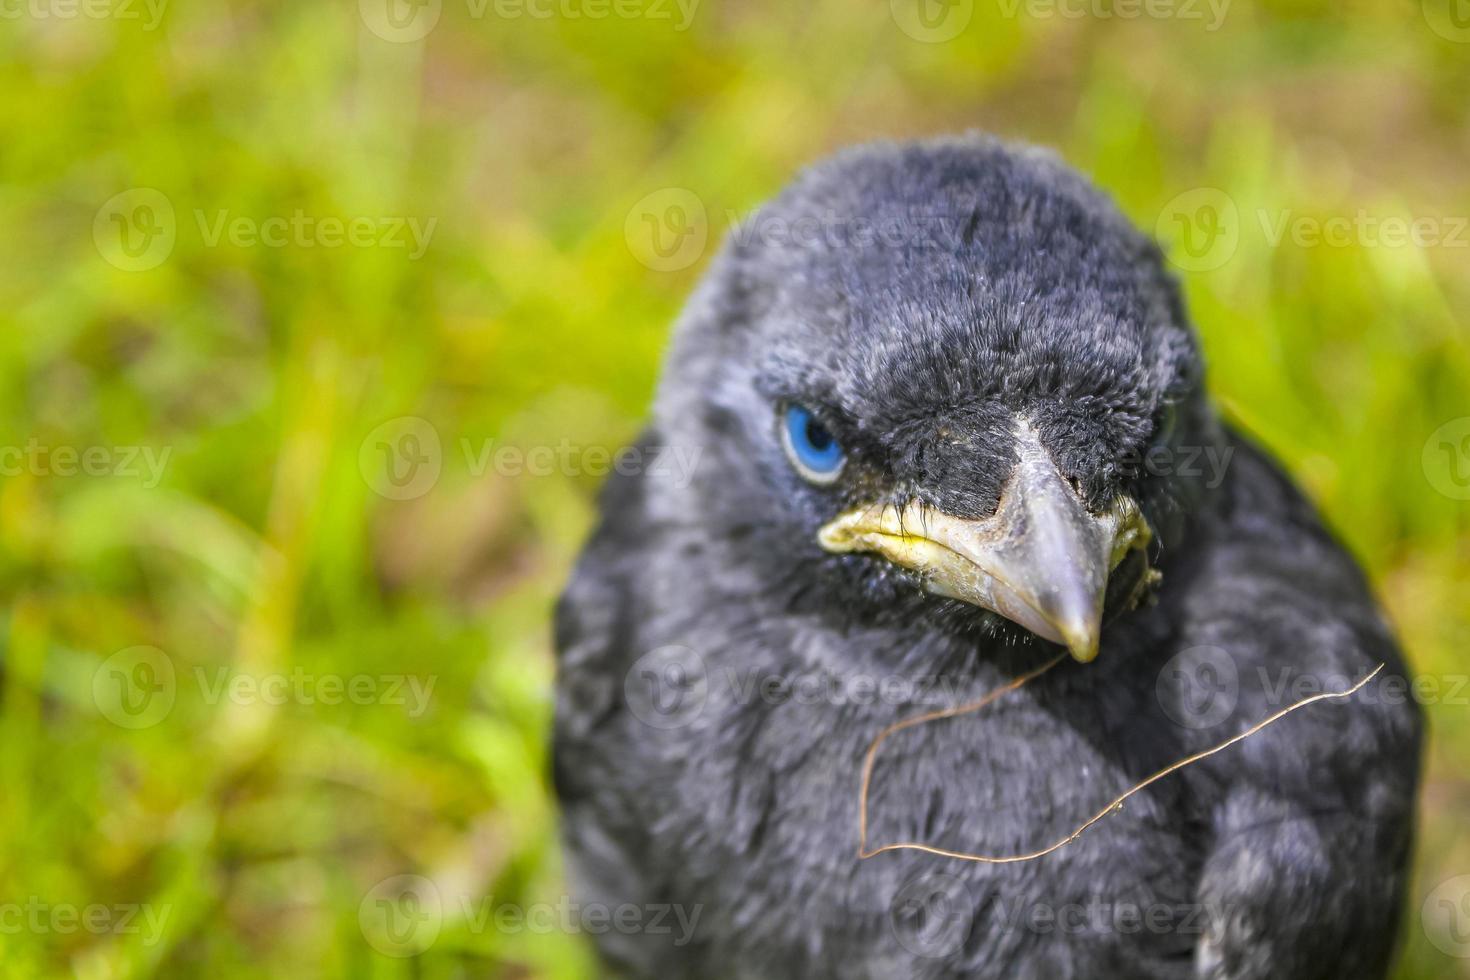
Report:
553,135,1422,979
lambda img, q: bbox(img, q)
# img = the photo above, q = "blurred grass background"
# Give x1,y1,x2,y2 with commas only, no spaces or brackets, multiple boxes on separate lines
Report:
1,0,1469,975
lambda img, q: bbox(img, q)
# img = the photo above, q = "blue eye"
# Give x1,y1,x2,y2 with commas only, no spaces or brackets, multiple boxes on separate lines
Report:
781,403,846,484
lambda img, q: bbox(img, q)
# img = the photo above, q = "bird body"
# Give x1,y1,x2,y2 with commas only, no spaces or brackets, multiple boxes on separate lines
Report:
554,136,1421,979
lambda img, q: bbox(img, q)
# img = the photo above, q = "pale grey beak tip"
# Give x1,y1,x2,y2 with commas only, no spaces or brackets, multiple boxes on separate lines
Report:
1059,622,1102,663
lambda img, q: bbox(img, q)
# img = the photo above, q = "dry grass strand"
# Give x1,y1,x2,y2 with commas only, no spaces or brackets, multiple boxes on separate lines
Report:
857,660,1385,864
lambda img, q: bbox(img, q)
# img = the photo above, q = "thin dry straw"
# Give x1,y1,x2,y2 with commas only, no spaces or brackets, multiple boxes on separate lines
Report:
857,659,1385,864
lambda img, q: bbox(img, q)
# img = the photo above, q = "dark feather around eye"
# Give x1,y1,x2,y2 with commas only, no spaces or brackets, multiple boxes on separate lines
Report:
1153,403,1179,445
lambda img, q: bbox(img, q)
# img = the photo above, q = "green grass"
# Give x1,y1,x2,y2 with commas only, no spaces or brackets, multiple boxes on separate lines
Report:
1,0,1468,976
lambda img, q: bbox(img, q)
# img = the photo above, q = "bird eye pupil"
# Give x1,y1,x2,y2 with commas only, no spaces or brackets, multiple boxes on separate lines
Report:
805,419,833,452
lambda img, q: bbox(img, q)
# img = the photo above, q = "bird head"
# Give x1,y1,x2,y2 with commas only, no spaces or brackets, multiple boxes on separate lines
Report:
654,135,1221,663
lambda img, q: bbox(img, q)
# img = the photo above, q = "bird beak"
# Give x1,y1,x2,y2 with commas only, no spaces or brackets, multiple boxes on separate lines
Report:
817,425,1153,663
